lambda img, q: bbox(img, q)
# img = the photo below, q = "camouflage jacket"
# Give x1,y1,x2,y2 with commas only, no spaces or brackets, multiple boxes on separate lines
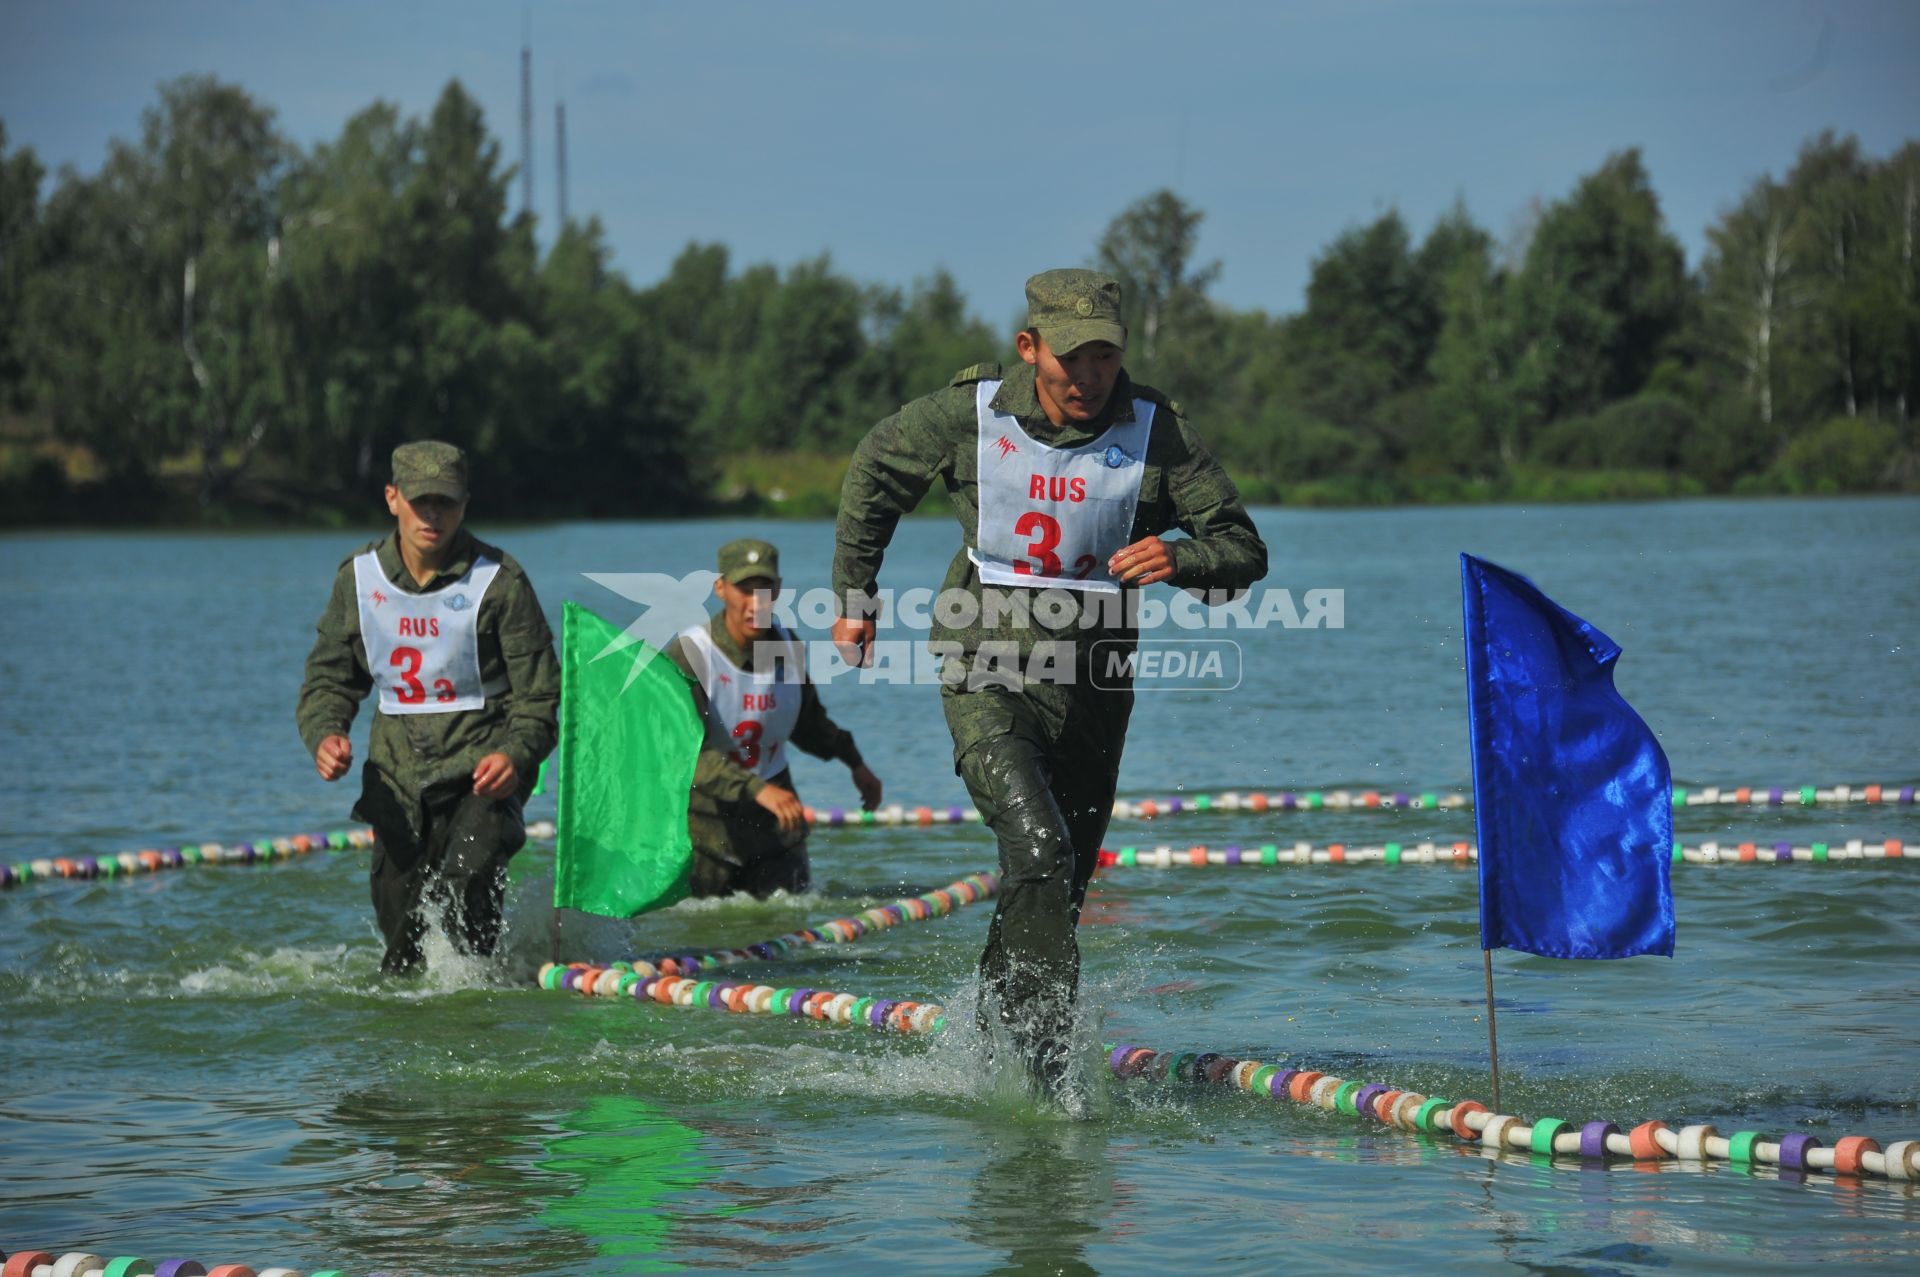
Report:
664,612,862,815
833,360,1268,667
295,529,560,838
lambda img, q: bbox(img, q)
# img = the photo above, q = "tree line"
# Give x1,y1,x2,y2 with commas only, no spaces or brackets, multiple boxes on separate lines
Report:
0,77,1914,525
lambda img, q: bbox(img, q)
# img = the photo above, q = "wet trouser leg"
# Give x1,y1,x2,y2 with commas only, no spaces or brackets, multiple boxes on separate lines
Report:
948,683,1130,1086
369,831,431,974
369,791,525,973
688,841,811,899
436,793,525,956
961,725,1077,1080
1055,688,1129,921
687,778,811,900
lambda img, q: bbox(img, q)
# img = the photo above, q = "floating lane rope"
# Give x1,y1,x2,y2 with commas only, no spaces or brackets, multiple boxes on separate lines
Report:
1095,837,1909,869
803,803,982,827
0,827,378,890
533,872,1000,1032
797,782,1918,829
542,871,999,981
15,780,1908,889
1101,1041,1920,1183
536,961,949,1035
1667,783,1919,808
0,822,563,893
1108,782,1920,821
533,961,1920,1185
0,1251,397,1276
1113,790,1464,818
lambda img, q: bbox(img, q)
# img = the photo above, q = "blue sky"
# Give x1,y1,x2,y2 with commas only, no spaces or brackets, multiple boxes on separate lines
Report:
3,0,1916,323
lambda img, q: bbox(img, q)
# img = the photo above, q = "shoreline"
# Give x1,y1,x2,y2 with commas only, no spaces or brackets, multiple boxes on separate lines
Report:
2,484,1913,536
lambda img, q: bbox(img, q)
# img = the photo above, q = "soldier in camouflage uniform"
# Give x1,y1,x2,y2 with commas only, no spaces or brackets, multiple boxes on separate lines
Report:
831,270,1267,1093
297,441,560,974
665,538,883,898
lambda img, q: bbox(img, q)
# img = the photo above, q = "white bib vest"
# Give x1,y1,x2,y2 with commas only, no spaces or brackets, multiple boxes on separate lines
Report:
352,550,504,715
681,622,805,781
968,379,1155,593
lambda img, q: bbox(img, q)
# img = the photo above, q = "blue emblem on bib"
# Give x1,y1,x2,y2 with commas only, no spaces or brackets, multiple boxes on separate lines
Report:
447,593,471,611
1103,445,1132,468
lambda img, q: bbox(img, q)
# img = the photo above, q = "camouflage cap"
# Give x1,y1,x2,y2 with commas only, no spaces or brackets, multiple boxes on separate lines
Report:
1025,268,1127,354
391,440,469,502
718,537,780,586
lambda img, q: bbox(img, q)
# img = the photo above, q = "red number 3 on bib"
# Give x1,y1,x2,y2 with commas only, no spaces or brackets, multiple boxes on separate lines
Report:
731,720,763,769
1010,512,1096,580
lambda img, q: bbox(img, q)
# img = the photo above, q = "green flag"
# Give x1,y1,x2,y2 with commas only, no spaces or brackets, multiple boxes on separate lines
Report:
554,601,702,917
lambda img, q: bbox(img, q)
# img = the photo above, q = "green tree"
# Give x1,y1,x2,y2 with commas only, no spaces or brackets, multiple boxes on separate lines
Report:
1781,132,1872,421
1698,174,1800,438
1529,392,1695,470
528,218,705,514
1281,208,1495,476
1767,415,1902,492
1859,141,1920,430
1507,150,1688,429
268,82,542,503
1095,189,1220,369
397,81,542,475
1285,211,1428,422
1425,235,1519,472
0,121,43,410
647,242,733,356
272,100,422,490
733,254,868,451
23,76,292,499
860,268,997,411
1167,307,1288,490
643,245,780,454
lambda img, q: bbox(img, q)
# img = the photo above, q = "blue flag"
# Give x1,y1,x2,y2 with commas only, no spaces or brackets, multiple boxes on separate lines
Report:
1461,554,1674,959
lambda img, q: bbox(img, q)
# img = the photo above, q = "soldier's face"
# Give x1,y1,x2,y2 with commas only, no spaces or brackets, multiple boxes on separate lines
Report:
385,486,467,560
1019,332,1122,426
717,576,782,638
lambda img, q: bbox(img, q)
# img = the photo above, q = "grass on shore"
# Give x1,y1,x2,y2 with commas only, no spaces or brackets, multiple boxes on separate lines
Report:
2,432,1907,529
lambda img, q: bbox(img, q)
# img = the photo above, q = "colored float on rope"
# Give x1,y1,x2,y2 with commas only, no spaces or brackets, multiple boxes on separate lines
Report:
758,782,1920,831
535,872,1001,1033
0,822,568,893
0,827,379,892
531,943,1920,1185
607,871,999,978
0,1252,398,1277
532,866,1920,1188
1115,790,1464,819
779,792,1463,826
1094,837,1909,870
1107,781,1918,821
13,777,1908,890
536,960,948,1036
1102,1040,1920,1182
800,803,980,828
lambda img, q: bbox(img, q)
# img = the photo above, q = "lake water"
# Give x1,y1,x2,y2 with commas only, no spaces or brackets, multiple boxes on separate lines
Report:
2,497,1916,1275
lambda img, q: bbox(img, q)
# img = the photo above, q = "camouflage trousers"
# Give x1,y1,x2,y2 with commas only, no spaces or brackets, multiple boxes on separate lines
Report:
368,789,525,974
686,765,811,899
688,821,811,899
943,677,1132,1085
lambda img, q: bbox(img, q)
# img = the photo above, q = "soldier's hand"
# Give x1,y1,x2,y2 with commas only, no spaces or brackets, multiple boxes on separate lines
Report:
851,763,883,811
832,617,876,668
1110,536,1177,586
472,752,518,799
755,783,807,836
315,734,353,782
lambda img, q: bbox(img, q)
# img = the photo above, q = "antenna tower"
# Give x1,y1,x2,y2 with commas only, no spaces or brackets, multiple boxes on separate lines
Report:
519,16,534,217
556,96,570,228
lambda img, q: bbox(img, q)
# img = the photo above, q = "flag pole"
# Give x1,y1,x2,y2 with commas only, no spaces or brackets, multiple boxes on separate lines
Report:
1482,948,1502,1112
